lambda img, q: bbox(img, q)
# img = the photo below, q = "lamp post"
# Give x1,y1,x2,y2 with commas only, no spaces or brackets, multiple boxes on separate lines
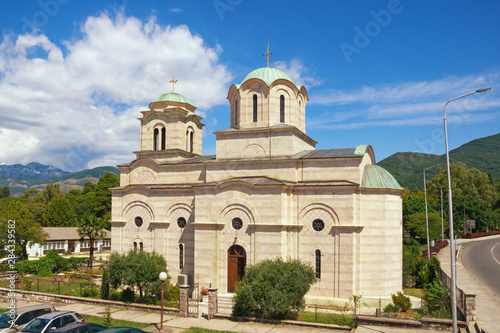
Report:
443,87,491,333
424,164,438,259
440,185,447,242
159,271,168,332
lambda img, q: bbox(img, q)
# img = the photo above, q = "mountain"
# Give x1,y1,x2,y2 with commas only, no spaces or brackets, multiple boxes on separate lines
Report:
0,165,119,197
0,162,70,180
378,133,500,190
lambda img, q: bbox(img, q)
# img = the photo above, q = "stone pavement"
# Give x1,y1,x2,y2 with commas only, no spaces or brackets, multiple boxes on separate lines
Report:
436,234,500,333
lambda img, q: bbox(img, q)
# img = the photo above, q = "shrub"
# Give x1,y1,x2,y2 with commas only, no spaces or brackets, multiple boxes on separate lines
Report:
423,279,451,318
232,258,316,319
383,303,401,313
391,291,411,312
121,287,135,303
101,269,110,300
82,286,99,297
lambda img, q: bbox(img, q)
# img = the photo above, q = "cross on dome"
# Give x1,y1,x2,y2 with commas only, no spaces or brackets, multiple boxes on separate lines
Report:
263,41,273,67
169,76,178,93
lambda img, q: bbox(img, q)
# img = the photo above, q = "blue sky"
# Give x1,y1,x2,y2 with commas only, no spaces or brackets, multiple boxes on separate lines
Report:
0,0,498,171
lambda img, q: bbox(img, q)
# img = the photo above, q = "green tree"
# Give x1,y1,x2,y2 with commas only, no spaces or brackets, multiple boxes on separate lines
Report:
67,191,96,221
42,196,77,227
78,216,107,274
232,258,316,319
427,164,498,208
0,187,10,199
34,183,63,205
92,173,119,222
406,211,443,243
108,249,168,298
101,269,110,300
0,200,48,260
82,182,96,194
453,196,495,234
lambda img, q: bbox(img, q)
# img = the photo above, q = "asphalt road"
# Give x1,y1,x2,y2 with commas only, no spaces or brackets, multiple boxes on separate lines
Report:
461,237,500,302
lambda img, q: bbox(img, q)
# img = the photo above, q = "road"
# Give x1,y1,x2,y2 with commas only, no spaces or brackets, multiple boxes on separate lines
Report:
461,237,500,302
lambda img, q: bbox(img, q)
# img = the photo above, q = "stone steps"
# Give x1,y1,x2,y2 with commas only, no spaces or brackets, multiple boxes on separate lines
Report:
217,293,234,313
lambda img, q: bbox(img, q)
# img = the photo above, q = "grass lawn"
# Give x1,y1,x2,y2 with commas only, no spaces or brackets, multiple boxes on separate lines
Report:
403,288,425,299
81,315,152,329
295,311,354,328
0,276,94,297
0,309,7,314
183,329,234,333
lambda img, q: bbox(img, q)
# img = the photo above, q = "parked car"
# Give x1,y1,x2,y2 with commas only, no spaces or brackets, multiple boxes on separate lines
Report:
50,322,105,333
19,311,83,333
97,328,145,333
0,304,55,333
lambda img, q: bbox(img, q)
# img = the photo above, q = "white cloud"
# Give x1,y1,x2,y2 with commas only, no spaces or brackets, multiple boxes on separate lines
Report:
307,73,499,130
169,8,183,14
273,59,322,87
0,12,233,171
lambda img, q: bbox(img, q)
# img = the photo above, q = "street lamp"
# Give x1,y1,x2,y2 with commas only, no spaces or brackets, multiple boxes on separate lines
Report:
440,185,447,242
159,271,168,332
443,87,491,333
424,164,439,259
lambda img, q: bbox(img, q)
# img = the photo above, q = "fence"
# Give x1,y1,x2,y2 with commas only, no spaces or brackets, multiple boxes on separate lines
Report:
438,266,476,323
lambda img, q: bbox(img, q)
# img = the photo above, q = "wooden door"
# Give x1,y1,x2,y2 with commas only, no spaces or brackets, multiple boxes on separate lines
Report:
227,245,246,293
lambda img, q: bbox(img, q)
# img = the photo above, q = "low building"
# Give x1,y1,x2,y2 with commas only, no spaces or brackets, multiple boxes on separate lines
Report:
27,227,111,257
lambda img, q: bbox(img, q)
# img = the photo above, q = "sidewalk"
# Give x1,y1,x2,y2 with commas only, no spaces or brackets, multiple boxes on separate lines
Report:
436,235,500,333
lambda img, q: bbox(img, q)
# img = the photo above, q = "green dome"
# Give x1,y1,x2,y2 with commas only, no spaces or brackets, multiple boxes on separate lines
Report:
153,92,194,107
361,165,403,190
239,67,298,88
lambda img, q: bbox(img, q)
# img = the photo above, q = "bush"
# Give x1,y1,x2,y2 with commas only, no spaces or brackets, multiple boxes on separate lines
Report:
82,286,99,297
121,287,135,303
383,303,401,313
15,259,52,276
101,269,110,300
423,279,451,318
232,258,316,319
391,291,412,312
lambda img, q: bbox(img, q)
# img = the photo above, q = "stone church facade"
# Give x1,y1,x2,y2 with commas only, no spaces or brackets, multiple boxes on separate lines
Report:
111,64,403,303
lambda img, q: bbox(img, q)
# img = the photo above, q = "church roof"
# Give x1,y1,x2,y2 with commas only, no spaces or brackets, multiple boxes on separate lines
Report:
361,164,403,190
153,92,195,107
237,67,301,90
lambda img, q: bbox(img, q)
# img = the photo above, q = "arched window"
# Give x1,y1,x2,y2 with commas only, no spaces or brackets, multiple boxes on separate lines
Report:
186,128,194,153
179,244,184,269
234,100,238,127
161,127,166,150
315,249,321,279
153,128,159,151
140,242,143,251
253,94,258,122
280,95,285,123
133,242,137,250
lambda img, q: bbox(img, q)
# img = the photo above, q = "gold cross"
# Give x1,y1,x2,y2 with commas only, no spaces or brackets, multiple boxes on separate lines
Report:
263,41,273,67
169,76,178,93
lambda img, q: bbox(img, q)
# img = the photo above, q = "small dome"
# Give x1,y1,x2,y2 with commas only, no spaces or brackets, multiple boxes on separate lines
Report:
239,67,299,88
362,164,403,190
153,92,195,107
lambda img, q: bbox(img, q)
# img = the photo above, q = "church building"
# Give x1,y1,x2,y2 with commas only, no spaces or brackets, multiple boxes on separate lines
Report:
111,53,403,304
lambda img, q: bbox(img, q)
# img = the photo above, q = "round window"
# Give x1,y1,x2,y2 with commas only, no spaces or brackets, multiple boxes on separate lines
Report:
135,216,143,227
177,217,187,229
232,217,243,230
312,219,325,232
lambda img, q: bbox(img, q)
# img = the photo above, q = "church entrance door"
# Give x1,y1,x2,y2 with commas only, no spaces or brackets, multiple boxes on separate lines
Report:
227,245,246,293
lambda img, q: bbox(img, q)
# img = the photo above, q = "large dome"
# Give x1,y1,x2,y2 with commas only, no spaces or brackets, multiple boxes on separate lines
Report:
239,67,299,88
361,164,403,190
153,92,195,107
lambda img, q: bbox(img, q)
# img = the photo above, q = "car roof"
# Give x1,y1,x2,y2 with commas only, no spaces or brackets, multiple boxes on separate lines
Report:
11,304,55,315
35,311,76,319
51,322,104,332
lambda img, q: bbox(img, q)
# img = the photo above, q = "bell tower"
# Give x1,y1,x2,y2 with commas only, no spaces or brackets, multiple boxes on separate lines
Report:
214,47,316,160
135,77,204,161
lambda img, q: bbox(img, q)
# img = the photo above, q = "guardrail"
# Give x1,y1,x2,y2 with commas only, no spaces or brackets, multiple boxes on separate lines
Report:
437,267,476,324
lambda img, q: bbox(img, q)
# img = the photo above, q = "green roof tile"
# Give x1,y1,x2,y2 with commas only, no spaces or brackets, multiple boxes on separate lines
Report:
153,92,195,107
239,67,300,89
